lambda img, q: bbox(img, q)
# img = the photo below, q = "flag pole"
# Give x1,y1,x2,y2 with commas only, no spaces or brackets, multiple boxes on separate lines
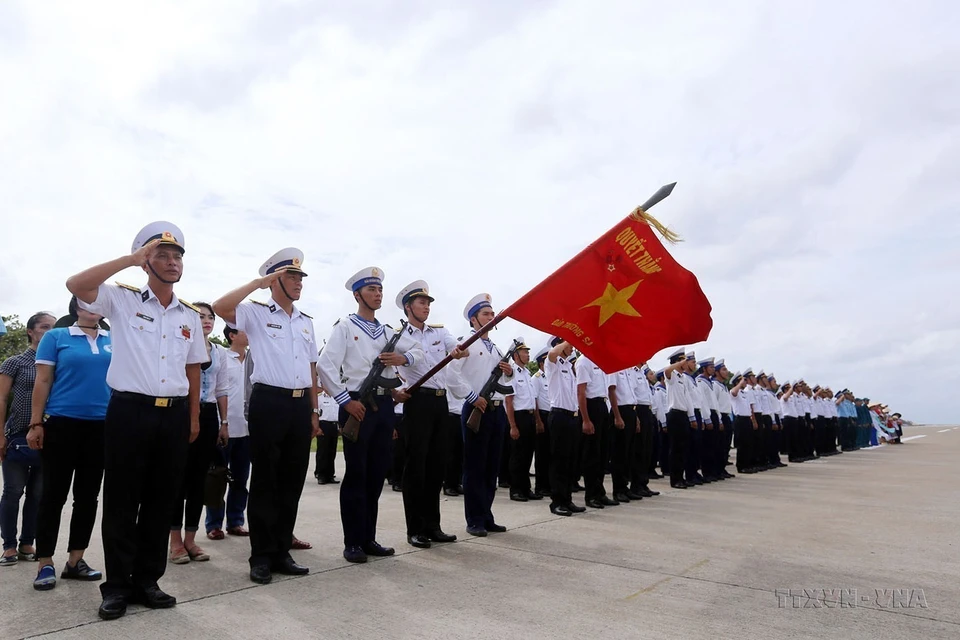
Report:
403,182,676,393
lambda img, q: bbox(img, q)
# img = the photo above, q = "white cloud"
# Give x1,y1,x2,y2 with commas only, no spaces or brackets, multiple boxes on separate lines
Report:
1,0,957,422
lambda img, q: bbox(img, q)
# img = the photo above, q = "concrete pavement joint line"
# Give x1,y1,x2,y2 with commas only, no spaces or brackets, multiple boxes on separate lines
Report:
937,429,951,433
900,435,927,442
624,559,710,600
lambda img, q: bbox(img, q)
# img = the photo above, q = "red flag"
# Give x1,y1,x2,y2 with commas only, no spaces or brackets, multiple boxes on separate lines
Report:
505,207,712,373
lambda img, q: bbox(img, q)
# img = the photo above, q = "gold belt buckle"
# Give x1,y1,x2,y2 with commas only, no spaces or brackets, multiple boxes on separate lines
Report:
154,398,170,408
436,389,444,397
292,389,304,398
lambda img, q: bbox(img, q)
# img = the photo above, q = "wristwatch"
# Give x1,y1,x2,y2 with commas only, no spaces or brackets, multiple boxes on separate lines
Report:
220,420,229,426
312,408,321,416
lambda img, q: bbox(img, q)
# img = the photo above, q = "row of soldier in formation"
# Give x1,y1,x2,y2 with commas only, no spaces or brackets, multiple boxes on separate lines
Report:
48,222,877,621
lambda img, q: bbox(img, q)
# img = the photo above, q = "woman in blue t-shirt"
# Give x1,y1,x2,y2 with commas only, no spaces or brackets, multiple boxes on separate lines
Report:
26,297,112,590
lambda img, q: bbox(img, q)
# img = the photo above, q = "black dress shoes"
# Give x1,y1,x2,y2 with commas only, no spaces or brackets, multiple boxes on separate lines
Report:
571,483,584,493
273,558,309,575
98,595,127,620
443,487,460,497
343,546,368,563
466,525,488,537
485,523,507,533
134,585,177,609
391,483,402,492
613,492,631,503
670,482,688,489
550,504,572,516
363,541,395,557
525,491,543,501
250,565,272,584
599,496,620,506
585,499,605,509
626,490,645,500
408,534,432,549
509,493,529,502
427,530,457,543
639,488,660,497
566,503,586,513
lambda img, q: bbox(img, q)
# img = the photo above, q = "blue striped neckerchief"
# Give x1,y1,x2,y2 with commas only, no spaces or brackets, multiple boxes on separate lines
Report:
349,313,384,341
697,373,713,387
470,329,495,354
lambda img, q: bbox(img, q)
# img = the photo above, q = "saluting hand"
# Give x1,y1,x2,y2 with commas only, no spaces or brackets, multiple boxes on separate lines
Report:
130,238,161,268
257,271,283,290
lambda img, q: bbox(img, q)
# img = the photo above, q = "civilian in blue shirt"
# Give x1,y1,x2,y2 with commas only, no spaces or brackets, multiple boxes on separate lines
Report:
26,298,111,589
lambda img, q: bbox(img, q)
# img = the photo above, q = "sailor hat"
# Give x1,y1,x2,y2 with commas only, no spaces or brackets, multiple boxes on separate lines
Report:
132,221,185,254
260,247,308,277
396,279,434,310
463,293,494,321
346,266,384,292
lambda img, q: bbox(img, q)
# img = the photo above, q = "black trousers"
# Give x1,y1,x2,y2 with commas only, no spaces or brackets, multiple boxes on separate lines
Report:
581,397,610,500
766,415,780,465
784,416,799,460
685,409,703,482
548,409,578,508
35,416,105,559
401,391,449,536
171,402,219,532
443,412,464,491
814,416,827,456
534,409,551,494
753,414,768,468
720,412,733,467
648,417,660,476
340,394,395,548
659,421,671,474
666,409,689,485
315,421,339,481
247,386,312,567
632,404,655,491
734,416,754,472
461,401,506,530
499,415,512,486
703,410,721,478
389,414,406,486
509,410,536,495
610,404,637,494
100,394,189,599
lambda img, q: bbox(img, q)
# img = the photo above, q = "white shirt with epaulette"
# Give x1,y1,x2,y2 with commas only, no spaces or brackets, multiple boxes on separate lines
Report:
79,282,208,397
395,322,471,397
317,314,424,406
234,297,318,390
506,362,537,411
544,355,577,412
534,370,551,411
446,330,511,405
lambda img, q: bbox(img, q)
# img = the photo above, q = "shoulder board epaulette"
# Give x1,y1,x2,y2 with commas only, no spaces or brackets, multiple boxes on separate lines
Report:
333,318,341,326
251,300,269,307
115,282,140,293
181,301,201,313
428,323,444,328
457,336,464,341
301,311,313,319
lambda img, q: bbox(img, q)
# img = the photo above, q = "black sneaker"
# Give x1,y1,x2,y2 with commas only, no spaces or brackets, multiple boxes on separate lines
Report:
61,559,102,581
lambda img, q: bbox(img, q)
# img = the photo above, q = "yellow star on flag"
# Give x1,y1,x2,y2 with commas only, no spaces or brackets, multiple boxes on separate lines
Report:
581,280,643,326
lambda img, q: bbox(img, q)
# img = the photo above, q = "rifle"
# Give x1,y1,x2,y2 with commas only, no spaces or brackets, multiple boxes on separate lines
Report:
465,337,523,432
341,320,408,442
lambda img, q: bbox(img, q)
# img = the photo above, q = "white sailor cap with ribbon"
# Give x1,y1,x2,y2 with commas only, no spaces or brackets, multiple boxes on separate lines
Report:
463,293,493,321
260,247,308,277
667,347,686,362
534,345,549,361
346,266,385,292
714,358,725,369
132,221,185,254
685,350,697,361
396,279,435,310
697,356,715,368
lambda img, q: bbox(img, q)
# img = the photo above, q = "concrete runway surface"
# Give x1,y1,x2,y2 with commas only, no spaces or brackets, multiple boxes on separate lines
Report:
1,424,958,640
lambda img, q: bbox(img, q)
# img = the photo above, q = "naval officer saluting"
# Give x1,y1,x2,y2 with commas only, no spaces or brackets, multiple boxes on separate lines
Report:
317,267,422,563
213,248,319,584
67,222,207,621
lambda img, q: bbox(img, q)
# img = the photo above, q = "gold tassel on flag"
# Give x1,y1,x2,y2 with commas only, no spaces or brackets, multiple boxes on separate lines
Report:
629,206,683,244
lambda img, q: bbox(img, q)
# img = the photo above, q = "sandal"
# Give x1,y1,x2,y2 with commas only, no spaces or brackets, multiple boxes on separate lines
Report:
169,546,190,564
17,545,37,562
186,545,210,562
0,553,18,567
291,537,312,550
226,526,249,537
207,529,225,541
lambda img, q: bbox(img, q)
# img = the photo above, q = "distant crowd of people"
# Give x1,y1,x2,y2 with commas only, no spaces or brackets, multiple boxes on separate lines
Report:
0,220,908,622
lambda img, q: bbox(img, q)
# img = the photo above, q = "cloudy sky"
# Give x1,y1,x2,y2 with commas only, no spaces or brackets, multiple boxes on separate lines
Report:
1,1,957,423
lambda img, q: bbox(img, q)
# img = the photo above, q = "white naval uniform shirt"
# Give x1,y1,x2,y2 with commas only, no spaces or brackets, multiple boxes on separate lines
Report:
633,369,653,406
235,298,318,391
612,369,638,406
545,356,577,412
506,363,537,411
713,379,733,415
780,394,797,418
534,371,551,411
730,387,752,417
652,384,667,424
766,389,782,418
664,370,693,418
575,355,609,399
396,323,471,398
317,314,424,406
697,375,717,413
682,373,701,416
318,392,339,422
745,386,762,414
79,282,208,397
223,349,249,438
445,331,511,405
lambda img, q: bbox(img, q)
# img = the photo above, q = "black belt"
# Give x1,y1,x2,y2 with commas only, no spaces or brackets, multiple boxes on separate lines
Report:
348,389,392,400
515,408,535,414
253,383,310,398
490,399,503,408
414,387,446,397
551,407,578,417
112,391,187,408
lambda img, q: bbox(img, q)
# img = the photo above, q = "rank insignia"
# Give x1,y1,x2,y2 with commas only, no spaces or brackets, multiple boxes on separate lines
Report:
181,326,191,339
